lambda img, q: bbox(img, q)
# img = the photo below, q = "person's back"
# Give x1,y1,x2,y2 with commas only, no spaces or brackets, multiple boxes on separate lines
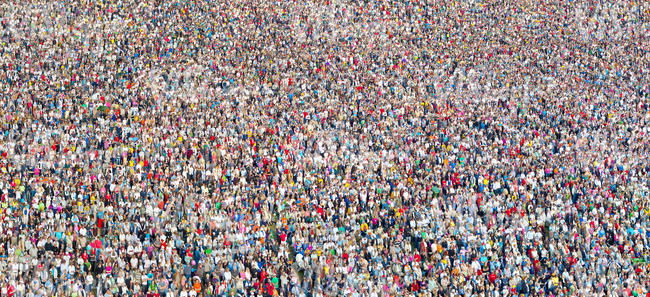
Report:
184,264,192,279
520,279,529,294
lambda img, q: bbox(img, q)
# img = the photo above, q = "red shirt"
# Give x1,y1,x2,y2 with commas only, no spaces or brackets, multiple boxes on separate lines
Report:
488,273,497,284
411,282,419,292
266,282,275,295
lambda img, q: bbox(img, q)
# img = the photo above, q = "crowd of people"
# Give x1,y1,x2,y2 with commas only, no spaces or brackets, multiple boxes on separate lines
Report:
1,0,650,296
